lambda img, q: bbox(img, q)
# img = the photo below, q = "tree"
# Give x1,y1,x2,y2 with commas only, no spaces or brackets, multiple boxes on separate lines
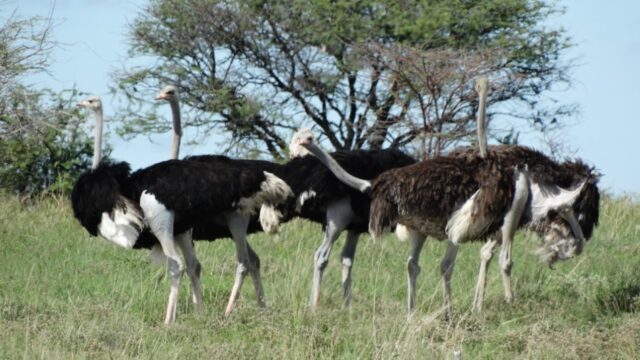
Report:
360,44,577,159
0,9,95,195
116,0,573,159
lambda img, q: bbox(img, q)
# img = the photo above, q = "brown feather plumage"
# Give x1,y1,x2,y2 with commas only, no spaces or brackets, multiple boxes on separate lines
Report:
369,153,516,242
448,144,600,240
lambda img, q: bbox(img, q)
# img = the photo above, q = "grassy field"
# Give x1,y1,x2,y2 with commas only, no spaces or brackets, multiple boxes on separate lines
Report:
1,194,639,359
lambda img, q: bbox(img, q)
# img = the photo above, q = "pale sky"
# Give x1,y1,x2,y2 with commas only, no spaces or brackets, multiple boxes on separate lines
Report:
13,0,640,195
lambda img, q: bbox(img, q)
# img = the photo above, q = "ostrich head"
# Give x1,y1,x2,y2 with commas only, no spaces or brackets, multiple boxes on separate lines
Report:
289,128,372,194
535,210,583,267
155,85,179,102
77,96,102,112
155,85,182,159
77,96,104,169
529,176,598,267
289,128,315,158
566,165,601,240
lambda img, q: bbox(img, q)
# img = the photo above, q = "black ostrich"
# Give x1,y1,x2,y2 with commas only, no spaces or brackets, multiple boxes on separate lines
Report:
292,77,599,318
269,147,415,307
71,95,292,324
156,85,416,308
154,85,278,316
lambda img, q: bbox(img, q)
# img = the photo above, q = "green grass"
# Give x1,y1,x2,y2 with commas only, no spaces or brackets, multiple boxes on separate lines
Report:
1,194,639,359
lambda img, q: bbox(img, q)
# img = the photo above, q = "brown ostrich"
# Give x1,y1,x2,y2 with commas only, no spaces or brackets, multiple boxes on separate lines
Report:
290,77,599,318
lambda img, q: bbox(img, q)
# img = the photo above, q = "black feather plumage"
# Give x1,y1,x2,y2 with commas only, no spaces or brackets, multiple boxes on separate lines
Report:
72,148,414,251
272,149,415,231
71,161,138,236
184,154,277,241
127,159,268,235
72,157,272,247
187,149,415,236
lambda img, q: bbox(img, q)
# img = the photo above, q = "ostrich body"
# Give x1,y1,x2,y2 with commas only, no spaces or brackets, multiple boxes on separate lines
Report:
447,144,600,310
293,78,598,317
156,85,415,308
185,150,415,308
269,149,415,307
71,96,292,324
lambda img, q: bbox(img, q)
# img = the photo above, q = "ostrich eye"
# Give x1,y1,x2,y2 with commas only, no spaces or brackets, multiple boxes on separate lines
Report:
167,91,175,95
88,100,94,103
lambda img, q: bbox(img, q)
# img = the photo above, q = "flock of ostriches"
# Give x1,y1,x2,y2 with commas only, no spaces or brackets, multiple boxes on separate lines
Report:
71,78,600,325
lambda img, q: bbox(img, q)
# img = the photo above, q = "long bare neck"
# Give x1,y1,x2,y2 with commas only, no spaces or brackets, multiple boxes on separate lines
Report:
92,107,104,169
169,99,182,160
303,142,371,193
475,76,489,158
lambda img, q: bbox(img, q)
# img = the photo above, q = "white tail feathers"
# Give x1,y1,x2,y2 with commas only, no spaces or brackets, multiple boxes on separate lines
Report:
236,172,293,216
260,172,293,204
394,224,411,242
259,204,283,234
446,190,493,245
98,196,144,249
257,172,293,233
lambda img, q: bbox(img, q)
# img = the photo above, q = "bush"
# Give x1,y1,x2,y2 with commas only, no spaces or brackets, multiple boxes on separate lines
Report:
0,11,97,195
0,87,97,195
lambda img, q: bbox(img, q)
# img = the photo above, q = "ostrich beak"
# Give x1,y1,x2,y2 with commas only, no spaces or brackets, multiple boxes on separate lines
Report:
155,93,167,101
297,136,313,147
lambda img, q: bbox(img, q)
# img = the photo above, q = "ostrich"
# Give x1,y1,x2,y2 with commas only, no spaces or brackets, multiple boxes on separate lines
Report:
448,144,600,311
71,96,292,324
271,147,415,307
430,78,600,311
153,85,272,315
154,85,416,308
292,77,597,318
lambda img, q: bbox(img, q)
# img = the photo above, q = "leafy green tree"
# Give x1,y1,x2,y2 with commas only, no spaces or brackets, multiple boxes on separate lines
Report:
0,11,95,195
117,0,573,158
0,87,96,194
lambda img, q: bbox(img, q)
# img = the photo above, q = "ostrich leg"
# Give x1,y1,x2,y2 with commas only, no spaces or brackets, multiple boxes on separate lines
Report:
225,213,265,317
340,230,359,308
499,169,530,303
140,192,184,325
406,229,427,313
440,242,459,321
176,231,203,311
473,238,499,311
310,198,353,308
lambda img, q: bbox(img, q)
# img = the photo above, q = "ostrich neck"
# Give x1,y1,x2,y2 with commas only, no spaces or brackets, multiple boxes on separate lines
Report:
92,107,103,169
170,100,182,160
475,78,489,158
303,142,371,193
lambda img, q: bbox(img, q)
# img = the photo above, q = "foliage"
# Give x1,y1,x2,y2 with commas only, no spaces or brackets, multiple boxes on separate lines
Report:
117,0,574,158
0,87,96,194
1,194,639,358
0,9,95,195
0,9,54,84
